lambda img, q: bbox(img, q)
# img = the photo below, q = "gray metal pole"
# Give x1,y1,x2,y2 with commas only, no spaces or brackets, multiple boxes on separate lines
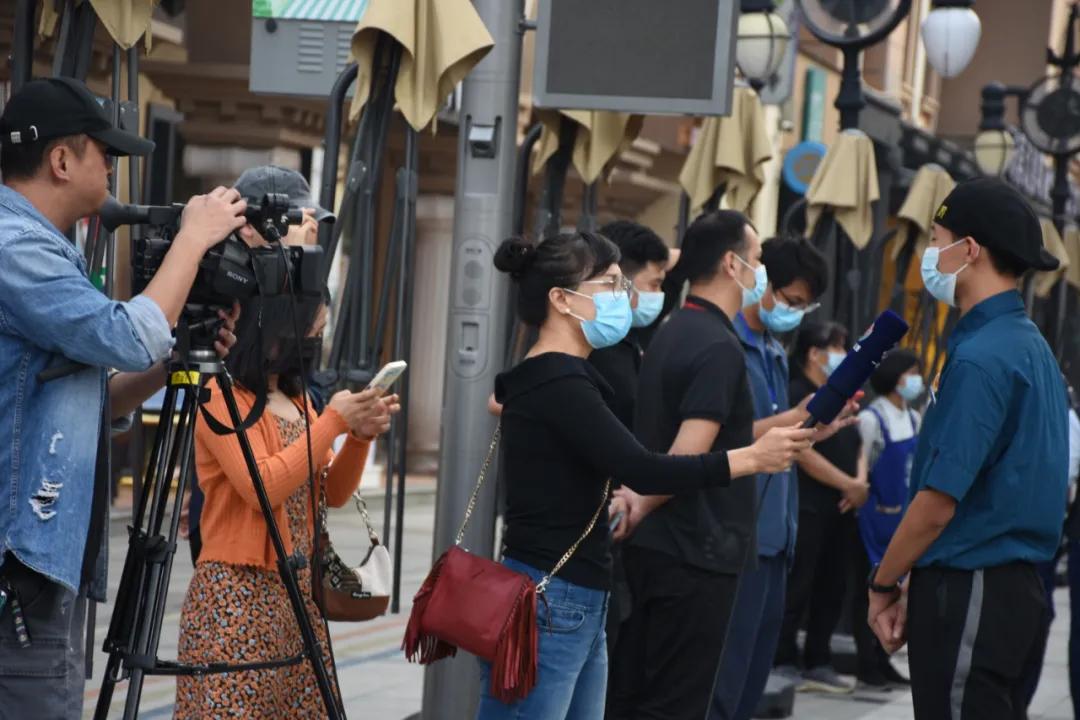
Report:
421,0,523,717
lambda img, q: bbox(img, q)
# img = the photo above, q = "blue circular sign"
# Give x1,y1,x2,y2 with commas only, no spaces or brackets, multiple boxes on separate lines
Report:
782,141,828,196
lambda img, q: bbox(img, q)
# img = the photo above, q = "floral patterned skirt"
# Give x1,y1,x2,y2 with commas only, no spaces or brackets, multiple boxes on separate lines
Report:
174,415,337,719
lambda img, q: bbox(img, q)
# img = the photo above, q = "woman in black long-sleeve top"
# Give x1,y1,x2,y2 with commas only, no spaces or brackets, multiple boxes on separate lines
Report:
477,232,812,720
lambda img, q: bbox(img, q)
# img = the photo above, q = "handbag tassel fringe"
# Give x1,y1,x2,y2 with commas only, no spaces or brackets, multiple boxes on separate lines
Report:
490,583,538,703
402,553,457,665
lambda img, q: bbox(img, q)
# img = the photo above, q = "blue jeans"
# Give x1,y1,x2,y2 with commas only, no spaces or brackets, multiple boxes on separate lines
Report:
477,557,609,720
710,554,787,720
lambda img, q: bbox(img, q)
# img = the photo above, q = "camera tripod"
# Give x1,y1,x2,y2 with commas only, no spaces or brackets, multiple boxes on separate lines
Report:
94,329,345,720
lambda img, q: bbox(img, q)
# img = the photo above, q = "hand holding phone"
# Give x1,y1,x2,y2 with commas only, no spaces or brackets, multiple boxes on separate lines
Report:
367,361,407,396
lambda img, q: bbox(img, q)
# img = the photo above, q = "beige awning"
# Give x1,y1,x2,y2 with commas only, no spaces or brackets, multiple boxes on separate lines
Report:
532,110,644,185
805,130,880,250
1064,225,1080,291
678,86,772,214
87,0,156,49
894,164,955,260
349,0,494,131
1035,219,1071,298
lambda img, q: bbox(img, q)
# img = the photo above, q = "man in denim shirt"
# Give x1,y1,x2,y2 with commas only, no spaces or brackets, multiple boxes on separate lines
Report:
0,77,247,716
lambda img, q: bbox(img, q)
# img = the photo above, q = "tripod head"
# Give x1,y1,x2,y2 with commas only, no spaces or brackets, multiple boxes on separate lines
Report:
172,303,230,367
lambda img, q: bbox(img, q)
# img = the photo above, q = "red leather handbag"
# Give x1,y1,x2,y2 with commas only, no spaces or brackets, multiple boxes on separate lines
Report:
403,427,609,703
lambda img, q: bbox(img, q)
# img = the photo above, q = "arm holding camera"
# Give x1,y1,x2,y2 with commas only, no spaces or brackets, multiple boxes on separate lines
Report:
106,188,246,420
0,187,245,385
140,187,247,326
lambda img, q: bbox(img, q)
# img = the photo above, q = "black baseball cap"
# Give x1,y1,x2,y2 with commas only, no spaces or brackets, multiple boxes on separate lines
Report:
233,165,335,223
0,77,153,157
933,177,1059,273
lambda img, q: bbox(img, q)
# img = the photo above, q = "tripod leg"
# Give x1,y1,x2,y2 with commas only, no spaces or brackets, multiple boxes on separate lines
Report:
95,381,182,720
216,373,345,720
121,382,201,720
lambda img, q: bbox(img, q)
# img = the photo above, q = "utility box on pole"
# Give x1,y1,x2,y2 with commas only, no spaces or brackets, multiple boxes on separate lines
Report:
423,0,523,717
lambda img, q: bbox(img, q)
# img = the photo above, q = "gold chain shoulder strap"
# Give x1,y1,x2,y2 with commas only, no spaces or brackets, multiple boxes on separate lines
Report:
536,477,610,594
454,425,501,545
454,424,611,594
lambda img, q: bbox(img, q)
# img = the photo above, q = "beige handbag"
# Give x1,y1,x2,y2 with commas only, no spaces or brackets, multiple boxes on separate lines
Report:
314,478,393,622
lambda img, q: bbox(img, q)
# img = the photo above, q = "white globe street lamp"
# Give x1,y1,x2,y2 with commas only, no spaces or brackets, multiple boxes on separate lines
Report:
922,1,982,78
736,0,791,92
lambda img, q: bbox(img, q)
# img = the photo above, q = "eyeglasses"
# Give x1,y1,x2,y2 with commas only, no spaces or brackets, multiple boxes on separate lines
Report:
580,275,633,297
775,287,820,314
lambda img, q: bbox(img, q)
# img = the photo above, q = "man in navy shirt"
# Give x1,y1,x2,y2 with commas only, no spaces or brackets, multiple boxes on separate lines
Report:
710,236,833,718
868,178,1069,720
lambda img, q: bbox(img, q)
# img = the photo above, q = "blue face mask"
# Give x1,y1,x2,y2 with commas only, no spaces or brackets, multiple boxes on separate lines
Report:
631,290,665,328
822,350,845,377
565,289,633,349
758,290,806,334
897,374,924,402
734,255,768,309
920,240,969,307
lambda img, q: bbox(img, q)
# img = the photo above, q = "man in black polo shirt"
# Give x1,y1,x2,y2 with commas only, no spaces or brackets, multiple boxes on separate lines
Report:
607,210,763,720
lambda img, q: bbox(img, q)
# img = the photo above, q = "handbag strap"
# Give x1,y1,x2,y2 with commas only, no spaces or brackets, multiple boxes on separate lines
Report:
316,465,381,548
454,424,611,594
351,491,381,545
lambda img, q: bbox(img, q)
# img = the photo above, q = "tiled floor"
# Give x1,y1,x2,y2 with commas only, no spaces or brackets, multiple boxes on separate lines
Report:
85,487,1076,719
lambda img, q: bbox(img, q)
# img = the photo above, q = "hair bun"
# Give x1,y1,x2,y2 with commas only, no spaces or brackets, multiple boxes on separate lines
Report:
494,237,537,278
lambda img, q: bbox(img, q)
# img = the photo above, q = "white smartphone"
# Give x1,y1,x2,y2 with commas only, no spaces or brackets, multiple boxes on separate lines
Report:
367,360,408,395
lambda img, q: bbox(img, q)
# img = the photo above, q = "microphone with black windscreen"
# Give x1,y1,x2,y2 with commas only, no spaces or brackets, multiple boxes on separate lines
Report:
802,310,910,428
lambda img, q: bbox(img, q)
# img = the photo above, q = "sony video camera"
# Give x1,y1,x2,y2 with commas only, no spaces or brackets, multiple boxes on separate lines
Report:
100,192,324,350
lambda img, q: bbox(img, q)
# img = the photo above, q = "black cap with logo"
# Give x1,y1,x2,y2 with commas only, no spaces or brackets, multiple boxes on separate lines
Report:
933,177,1059,273
0,77,154,157
233,165,335,224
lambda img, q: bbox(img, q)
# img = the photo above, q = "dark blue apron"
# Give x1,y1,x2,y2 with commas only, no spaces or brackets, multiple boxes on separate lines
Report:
857,407,918,565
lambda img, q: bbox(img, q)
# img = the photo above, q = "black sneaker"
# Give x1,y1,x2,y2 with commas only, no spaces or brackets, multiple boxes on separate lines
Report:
879,662,910,687
856,670,892,691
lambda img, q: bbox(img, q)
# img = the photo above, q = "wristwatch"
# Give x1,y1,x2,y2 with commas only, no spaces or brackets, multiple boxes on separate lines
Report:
867,564,899,594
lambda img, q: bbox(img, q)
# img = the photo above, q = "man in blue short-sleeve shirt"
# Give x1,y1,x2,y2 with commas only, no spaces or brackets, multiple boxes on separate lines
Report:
867,178,1068,720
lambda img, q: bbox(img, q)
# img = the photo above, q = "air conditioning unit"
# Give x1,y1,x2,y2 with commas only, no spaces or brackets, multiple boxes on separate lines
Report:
249,0,368,97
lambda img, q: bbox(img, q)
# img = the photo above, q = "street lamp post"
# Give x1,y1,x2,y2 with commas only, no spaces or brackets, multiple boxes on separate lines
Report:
796,0,913,130
975,3,1080,358
973,83,1019,177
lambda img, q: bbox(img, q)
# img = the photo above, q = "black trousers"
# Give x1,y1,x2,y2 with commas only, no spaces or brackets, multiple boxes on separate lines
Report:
607,546,739,720
908,562,1047,720
774,508,851,669
606,542,632,654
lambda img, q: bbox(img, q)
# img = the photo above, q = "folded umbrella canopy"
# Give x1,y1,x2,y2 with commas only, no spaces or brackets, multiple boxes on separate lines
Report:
895,164,955,260
87,0,155,49
532,110,644,185
1064,225,1080,292
349,0,494,131
678,85,772,214
805,129,879,250
37,0,155,65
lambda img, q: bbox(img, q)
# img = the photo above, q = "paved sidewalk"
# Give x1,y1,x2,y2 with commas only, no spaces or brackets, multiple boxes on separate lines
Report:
85,488,1075,719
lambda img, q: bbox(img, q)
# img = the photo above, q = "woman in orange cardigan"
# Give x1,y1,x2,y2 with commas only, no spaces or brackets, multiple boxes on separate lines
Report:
174,299,398,718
